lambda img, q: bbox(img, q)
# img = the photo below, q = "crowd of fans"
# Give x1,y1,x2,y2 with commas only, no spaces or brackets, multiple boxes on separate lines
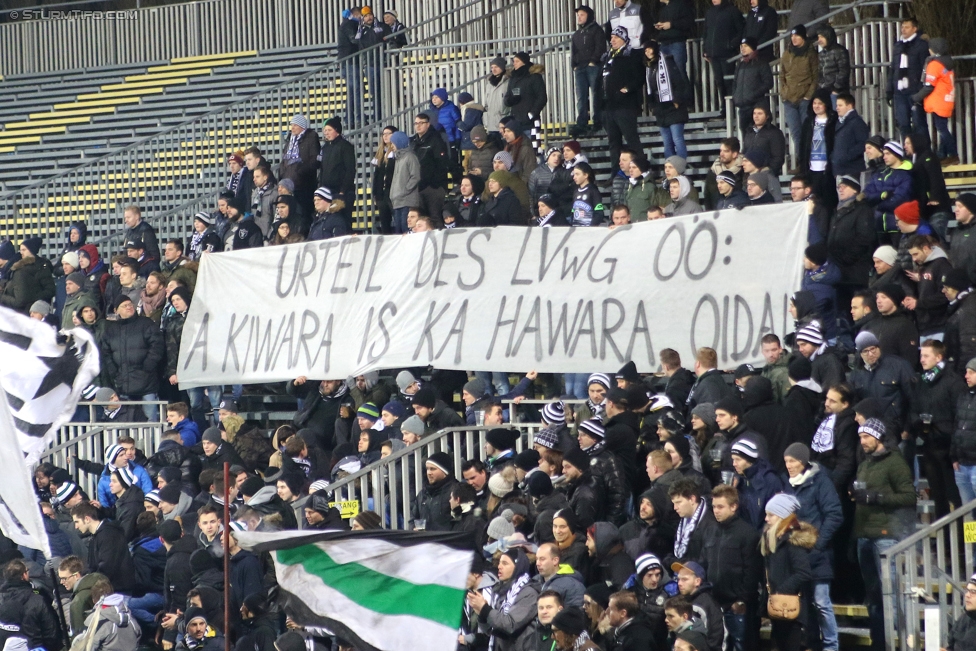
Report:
0,2,973,651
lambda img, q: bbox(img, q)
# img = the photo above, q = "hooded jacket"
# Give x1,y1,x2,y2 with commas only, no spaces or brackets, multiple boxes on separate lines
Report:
761,516,816,595
798,88,838,172
459,101,486,150
0,255,55,314
780,35,819,104
703,0,744,59
827,196,876,286
532,565,586,609
686,584,726,651
101,311,165,396
389,146,421,210
585,445,629,527
742,377,793,473
164,535,199,612
588,522,635,589
743,0,778,61
567,470,604,530
914,53,955,118
701,512,762,607
504,63,548,124
318,134,356,199
572,8,607,68
430,92,462,143
909,131,952,218
816,25,850,93
914,247,952,335
789,462,843,581
0,579,61,651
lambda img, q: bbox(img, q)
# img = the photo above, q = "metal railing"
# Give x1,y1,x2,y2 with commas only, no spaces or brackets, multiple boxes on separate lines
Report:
881,499,976,651
309,423,544,530
42,399,167,498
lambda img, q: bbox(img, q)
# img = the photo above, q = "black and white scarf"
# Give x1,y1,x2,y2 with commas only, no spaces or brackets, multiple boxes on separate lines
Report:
582,440,606,457
950,289,972,306
586,399,606,419
573,631,593,650
488,574,530,651
922,360,945,384
812,414,836,453
226,169,243,193
654,56,674,103
673,499,706,559
537,210,556,227
291,456,312,476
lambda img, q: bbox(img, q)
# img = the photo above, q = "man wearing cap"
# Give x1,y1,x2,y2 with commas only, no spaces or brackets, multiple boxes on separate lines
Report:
411,386,464,435
744,171,775,206
318,116,356,223
827,175,877,304
59,269,92,331
714,170,748,210
671,561,725,651
100,293,164,421
740,147,783,204
863,141,914,240
943,269,976,375
277,115,320,215
853,417,915,651
411,452,458,531
730,437,784,529
871,283,921,368
125,239,160,279
177,606,224,650
502,119,539,185
793,321,846,390
504,52,548,138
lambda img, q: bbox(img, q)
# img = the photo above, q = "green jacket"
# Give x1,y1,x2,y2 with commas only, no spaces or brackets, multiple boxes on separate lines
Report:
61,289,94,331
69,571,108,637
626,176,656,222
761,352,791,403
853,448,916,539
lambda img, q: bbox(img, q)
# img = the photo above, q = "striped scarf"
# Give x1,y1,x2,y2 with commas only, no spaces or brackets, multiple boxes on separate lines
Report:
226,169,243,192
673,499,705,559
812,414,836,453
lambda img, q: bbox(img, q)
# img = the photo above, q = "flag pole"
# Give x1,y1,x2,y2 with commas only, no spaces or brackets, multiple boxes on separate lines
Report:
49,567,71,650
223,461,230,651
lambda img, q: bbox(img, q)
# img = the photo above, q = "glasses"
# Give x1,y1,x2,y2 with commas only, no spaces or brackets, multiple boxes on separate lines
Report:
967,588,976,596
58,572,78,583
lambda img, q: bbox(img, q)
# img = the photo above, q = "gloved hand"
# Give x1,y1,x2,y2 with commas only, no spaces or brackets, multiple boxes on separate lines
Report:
853,489,884,505
885,96,893,107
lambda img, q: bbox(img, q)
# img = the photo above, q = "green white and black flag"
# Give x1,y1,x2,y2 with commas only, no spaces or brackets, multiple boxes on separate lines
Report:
234,529,475,651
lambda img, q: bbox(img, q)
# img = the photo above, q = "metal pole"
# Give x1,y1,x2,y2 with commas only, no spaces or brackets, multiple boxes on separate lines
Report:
223,461,230,651
49,567,71,650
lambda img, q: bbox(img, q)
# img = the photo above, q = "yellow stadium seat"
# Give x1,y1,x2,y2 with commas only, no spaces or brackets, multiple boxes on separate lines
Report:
170,50,257,64
147,59,236,73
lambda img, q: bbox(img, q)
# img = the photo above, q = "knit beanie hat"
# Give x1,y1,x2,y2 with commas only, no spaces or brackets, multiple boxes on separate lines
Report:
515,449,540,471
894,200,920,225
381,401,406,419
357,402,380,422
541,401,565,425
396,370,417,392
401,415,425,436
765,493,801,518
486,428,519,451
783,442,811,465
872,245,897,266
714,396,743,418
562,447,590,472
488,471,514,498
412,387,437,409
690,402,717,430
730,438,760,462
391,131,410,150
788,356,813,381
525,471,553,497
463,378,489,399
486,515,516,540
425,451,453,476
202,427,222,445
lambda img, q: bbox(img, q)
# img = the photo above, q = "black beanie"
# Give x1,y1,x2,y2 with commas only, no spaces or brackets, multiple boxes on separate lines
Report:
240,476,265,499
158,484,182,505
551,607,588,635
714,396,744,418
412,386,437,409
788,355,813,382
563,446,589,472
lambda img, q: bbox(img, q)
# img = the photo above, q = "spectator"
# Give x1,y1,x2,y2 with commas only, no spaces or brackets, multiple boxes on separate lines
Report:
318,117,356,224
761,494,815,651
605,0,643,51
811,383,859,493
947,575,976,650
653,0,695,73
0,239,54,315
370,126,397,233
702,3,746,108
604,590,657,651
71,502,136,594
702,484,762,651
831,94,870,178
584,523,634,589
850,330,917,433
248,164,278,237
732,39,773,136
178,607,224,650
484,58,511,140
504,52,547,140
625,158,656,220
482,172,524,226
570,6,607,137
664,177,701,216
101,295,164,420
886,18,929,140
792,174,830,245
125,239,160,281
601,28,644,168
780,25,819,158
430,88,461,159
905,131,952,241
954,359,976,503
905,234,951,339
943,269,976,376
643,39,691,160
872,284,921,367
308,187,351,241
913,38,958,165
562,141,588,170
743,0,778,62
458,92,485,165
337,7,362,121
411,113,450,223
122,205,160,260
671,561,725,651
278,114,320,217
550,607,598,651
570,163,604,227
704,138,745,210
667,478,717,566
358,8,389,122
59,555,108,639
741,149,783,204
788,0,828,29
760,334,791,403
745,173,776,206
468,549,539,651
529,147,573,218
743,106,786,177
731,438,785,529
0,559,61,651
853,418,916,651
827,176,877,316
686,347,734,410
388,131,421,234
467,126,499,180
383,10,407,48
815,25,851,102
797,95,838,212
158,239,196,291
501,119,539,185
863,141,914,240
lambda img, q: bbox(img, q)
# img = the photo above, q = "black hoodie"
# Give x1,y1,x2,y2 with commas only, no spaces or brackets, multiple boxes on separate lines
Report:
743,0,779,62
703,0,744,59
571,7,607,68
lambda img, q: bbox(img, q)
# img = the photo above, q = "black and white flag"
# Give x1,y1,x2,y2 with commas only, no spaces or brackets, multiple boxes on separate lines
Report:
0,305,101,465
0,389,52,556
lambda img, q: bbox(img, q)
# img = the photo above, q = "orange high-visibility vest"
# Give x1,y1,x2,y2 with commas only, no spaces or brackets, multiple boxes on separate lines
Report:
923,60,955,118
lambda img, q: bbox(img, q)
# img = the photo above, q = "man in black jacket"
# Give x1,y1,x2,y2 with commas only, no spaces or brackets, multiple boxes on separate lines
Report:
411,387,465,434
743,0,778,62
318,117,355,225
411,113,450,222
412,452,459,531
672,560,727,651
605,591,657,651
873,284,921,369
0,560,61,651
505,51,548,137
159,520,197,616
654,0,695,72
943,268,976,376
287,378,354,455
72,501,136,594
562,447,605,528
686,347,735,410
578,418,629,526
828,176,877,307
886,19,929,139
601,28,645,172
949,194,976,286
570,5,607,137
101,295,164,421
742,105,786,176
832,97,870,177
703,0,744,102
337,8,363,123
849,330,917,436
279,114,321,217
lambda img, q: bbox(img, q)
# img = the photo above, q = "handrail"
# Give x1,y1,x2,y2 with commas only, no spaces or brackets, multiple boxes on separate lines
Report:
0,0,521,200
881,497,976,559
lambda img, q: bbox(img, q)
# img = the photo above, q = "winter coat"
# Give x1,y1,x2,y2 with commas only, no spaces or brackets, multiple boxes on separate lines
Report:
953,387,976,466
318,135,356,198
504,64,548,124
201,442,245,474
716,188,748,210
743,0,779,62
654,0,695,44
948,610,976,651
788,463,843,581
762,517,816,596
848,353,917,431
432,99,462,144
533,566,585,609
506,137,538,185
229,549,263,612
468,142,500,179
68,572,108,637
278,128,320,196
337,17,360,58
94,463,152,509
0,579,62,651
853,448,916,539
480,578,539,651
700,513,762,607
913,247,952,335
307,210,352,241
459,102,486,150
124,220,160,260
0,255,54,314
131,534,167,596
831,110,870,177
782,382,824,456
911,144,952,218
801,262,841,340
686,368,735,410
586,447,629,527
389,148,421,210
164,534,198,612
288,382,354,454
484,72,511,132
816,25,850,93
572,18,607,68
602,47,645,113
101,312,164,396
412,129,449,190
112,485,145,542
780,42,819,104
703,0,744,59
89,520,137,594
798,105,837,177
733,55,773,110
229,217,264,250
810,408,859,494
588,522,636,589
645,53,692,127
873,309,920,370
864,161,915,234
886,34,929,98
945,292,976,375
742,122,786,176
147,439,201,488
607,614,658,651
412,477,458,531
788,0,828,28
912,364,965,455
737,459,786,529
625,176,657,220
827,198,876,286
530,165,573,218
604,410,639,495
605,0,644,49
567,472,604,529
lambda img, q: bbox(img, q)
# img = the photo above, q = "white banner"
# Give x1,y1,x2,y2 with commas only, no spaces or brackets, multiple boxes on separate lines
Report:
0,390,51,556
178,204,807,387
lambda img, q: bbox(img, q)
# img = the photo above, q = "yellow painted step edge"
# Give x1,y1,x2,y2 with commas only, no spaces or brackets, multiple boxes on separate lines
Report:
147,59,235,73
29,106,117,120
124,68,212,82
170,50,257,64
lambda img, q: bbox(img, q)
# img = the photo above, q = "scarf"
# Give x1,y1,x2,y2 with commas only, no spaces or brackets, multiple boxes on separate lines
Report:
922,360,945,384
140,288,166,316
445,221,457,229
951,288,972,306
586,398,605,418
291,456,312,476
325,383,349,400
487,573,531,651
673,499,705,559
488,73,504,88
253,183,272,215
285,131,302,164
537,210,556,227
789,465,816,487
812,414,836,453
582,440,606,456
226,169,243,192
654,56,674,102
573,631,592,650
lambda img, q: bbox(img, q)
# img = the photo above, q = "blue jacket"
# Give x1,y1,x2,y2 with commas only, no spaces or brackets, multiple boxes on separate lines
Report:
801,261,842,341
831,110,870,177
864,161,914,233
458,103,485,150
787,462,843,581
737,458,786,530
174,418,200,448
98,463,153,507
431,99,462,144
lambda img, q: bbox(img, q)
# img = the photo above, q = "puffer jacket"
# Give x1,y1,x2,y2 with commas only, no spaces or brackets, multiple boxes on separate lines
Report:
948,219,976,287
584,446,628,527
816,25,850,93
848,353,917,431
101,312,165,396
567,471,603,530
827,197,876,286
953,387,976,466
864,161,914,233
0,255,55,314
788,463,843,581
853,448,916,539
762,516,816,595
147,439,202,489
0,579,63,651
163,306,188,378
411,477,458,531
945,292,976,375
504,64,548,124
